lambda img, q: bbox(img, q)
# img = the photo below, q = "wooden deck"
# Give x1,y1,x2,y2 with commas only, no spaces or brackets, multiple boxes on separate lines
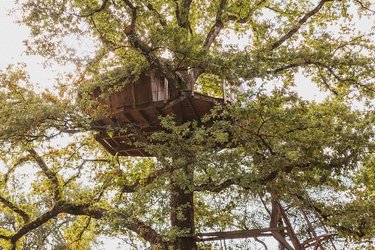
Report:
94,91,225,156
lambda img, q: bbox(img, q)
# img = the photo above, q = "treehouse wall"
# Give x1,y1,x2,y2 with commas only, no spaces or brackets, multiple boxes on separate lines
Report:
91,72,231,156
95,73,169,111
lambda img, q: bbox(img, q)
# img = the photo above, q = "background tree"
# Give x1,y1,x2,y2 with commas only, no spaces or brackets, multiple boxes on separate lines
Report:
0,0,374,249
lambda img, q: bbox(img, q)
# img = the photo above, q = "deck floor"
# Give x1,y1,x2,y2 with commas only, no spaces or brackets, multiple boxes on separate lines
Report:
94,92,224,156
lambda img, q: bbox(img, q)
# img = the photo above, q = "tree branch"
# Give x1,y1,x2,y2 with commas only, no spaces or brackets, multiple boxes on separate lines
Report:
63,203,167,247
28,149,61,201
194,179,234,192
269,0,333,51
123,1,183,92
121,168,169,193
0,195,30,223
7,201,167,248
123,0,137,27
203,0,227,50
174,0,193,32
126,216,168,248
79,0,110,17
145,3,167,27
10,204,62,244
354,0,375,14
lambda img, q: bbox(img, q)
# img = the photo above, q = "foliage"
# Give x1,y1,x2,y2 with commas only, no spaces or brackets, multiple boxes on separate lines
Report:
0,0,374,249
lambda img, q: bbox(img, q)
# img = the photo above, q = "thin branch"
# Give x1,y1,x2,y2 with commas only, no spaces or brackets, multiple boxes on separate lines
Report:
266,61,314,74
121,168,169,193
90,16,123,51
255,237,269,250
123,0,137,27
354,0,375,14
226,0,269,24
62,203,167,247
63,159,110,187
194,179,234,192
0,196,30,223
3,156,29,184
28,149,61,201
0,234,10,240
269,0,333,51
79,0,110,17
145,3,167,26
70,217,92,245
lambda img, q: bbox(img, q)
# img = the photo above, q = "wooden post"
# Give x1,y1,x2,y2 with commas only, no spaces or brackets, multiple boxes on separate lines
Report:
222,79,227,103
277,201,302,250
164,77,168,103
131,83,136,108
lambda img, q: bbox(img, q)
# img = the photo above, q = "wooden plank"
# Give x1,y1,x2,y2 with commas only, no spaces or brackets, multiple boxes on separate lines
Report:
192,92,224,104
222,79,227,103
163,95,186,111
123,112,137,124
138,110,151,127
301,234,332,248
270,201,281,228
135,75,152,104
269,201,296,250
187,97,199,120
196,228,284,242
95,136,116,155
277,201,302,250
164,77,169,102
272,231,295,250
131,83,136,108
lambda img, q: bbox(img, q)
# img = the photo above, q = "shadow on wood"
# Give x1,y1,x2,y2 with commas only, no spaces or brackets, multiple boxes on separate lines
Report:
91,72,226,156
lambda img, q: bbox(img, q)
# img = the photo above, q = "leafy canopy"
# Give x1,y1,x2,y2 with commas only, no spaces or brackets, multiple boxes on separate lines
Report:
0,0,374,249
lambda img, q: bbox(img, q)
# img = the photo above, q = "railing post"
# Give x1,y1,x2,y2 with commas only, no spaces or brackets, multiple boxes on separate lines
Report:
222,79,227,103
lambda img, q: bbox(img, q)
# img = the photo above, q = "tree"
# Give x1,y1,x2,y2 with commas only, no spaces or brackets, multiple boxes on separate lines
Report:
0,0,374,249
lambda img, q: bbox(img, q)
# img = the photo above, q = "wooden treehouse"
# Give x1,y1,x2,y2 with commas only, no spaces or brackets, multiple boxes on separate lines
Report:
92,72,234,157
90,73,338,249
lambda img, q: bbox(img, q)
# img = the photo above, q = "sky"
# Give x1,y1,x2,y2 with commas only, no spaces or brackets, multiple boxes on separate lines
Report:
0,0,373,249
1,0,50,88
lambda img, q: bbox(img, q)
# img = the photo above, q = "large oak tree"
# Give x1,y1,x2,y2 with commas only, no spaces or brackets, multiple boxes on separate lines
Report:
0,0,374,249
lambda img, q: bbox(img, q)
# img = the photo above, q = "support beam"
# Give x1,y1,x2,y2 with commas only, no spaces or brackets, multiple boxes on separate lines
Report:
196,227,285,242
277,202,302,250
187,97,199,120
138,110,151,127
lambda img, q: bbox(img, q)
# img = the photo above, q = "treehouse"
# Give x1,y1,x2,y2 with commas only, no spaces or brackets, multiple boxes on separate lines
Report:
91,72,234,157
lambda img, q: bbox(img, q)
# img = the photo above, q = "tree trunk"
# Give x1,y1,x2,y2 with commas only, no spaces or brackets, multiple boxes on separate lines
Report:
169,100,197,250
170,166,197,250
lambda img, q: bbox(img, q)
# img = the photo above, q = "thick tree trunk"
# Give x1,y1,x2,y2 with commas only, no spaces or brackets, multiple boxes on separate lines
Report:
169,96,197,250
170,166,197,250
170,187,196,249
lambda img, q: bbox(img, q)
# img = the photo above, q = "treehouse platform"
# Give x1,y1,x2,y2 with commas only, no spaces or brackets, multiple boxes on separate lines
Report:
92,72,229,156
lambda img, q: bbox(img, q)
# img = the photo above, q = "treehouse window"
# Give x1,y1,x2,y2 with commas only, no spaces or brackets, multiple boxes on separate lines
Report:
151,74,169,102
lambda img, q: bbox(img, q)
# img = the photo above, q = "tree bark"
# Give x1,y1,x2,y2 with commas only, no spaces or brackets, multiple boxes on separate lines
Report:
170,166,197,250
168,88,197,250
